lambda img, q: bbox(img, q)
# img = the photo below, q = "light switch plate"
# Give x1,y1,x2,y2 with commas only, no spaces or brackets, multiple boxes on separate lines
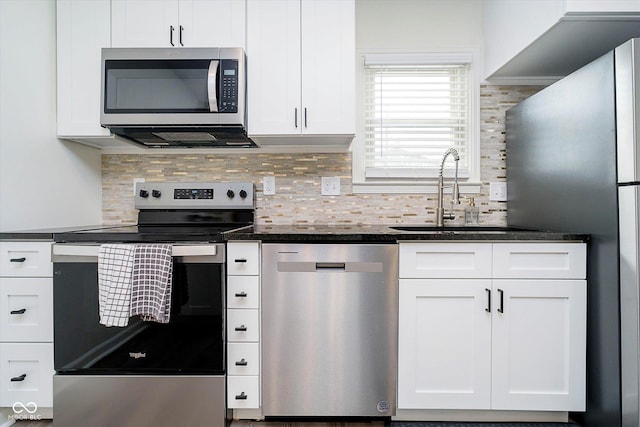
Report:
263,176,276,195
490,182,507,201
321,177,340,196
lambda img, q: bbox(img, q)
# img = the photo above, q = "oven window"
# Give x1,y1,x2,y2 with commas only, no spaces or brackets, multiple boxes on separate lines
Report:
53,262,224,374
104,59,212,113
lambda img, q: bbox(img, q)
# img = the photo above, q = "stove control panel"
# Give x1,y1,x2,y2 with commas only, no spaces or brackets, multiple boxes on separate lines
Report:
135,182,254,209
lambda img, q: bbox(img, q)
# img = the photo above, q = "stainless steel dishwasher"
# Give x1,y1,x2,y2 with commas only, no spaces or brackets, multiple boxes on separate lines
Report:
261,243,398,418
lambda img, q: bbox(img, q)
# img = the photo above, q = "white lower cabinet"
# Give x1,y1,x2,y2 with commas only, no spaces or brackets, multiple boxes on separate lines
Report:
0,343,54,408
398,279,492,409
0,241,54,415
398,242,587,413
491,279,586,411
226,241,261,412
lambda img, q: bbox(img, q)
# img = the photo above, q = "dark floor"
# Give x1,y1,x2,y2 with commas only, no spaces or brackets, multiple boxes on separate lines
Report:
12,421,580,427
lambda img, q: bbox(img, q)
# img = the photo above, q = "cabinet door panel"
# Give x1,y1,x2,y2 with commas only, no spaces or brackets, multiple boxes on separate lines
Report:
227,242,260,275
301,0,355,135
399,243,492,279
227,375,260,408
0,242,52,278
227,276,259,309
247,0,301,135
0,278,53,342
56,0,112,138
492,243,586,279
0,343,54,408
227,342,259,376
227,309,259,342
491,279,586,411
112,0,179,47
398,279,492,409
178,0,246,47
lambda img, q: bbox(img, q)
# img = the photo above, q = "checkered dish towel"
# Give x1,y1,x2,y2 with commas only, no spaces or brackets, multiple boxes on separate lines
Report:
98,244,135,327
130,244,173,324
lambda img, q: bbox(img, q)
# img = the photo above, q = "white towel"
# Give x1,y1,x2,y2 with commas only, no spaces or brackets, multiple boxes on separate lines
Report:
130,244,173,324
98,244,135,327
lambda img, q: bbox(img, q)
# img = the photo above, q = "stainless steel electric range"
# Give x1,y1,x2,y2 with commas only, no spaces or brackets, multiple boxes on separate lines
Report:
51,182,254,427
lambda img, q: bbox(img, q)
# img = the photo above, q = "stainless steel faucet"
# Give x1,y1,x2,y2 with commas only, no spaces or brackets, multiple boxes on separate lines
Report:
436,148,461,226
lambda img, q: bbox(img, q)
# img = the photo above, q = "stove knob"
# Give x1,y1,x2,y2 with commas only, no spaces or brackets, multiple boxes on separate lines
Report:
239,189,248,199
139,189,149,198
152,190,162,198
227,189,235,199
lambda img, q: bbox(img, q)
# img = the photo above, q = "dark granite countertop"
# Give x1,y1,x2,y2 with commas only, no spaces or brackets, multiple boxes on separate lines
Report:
224,224,589,242
0,225,125,241
1,223,589,243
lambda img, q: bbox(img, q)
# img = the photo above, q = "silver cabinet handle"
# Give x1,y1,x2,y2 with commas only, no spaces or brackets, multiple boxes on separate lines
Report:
304,107,308,128
294,108,298,128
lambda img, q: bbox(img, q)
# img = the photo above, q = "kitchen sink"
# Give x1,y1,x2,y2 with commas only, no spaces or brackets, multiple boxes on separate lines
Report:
389,225,524,233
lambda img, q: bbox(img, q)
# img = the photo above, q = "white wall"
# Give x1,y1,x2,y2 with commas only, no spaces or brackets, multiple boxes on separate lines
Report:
356,0,483,51
0,0,102,231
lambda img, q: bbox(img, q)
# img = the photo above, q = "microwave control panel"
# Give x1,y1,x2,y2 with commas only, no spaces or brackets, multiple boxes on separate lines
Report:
219,59,239,113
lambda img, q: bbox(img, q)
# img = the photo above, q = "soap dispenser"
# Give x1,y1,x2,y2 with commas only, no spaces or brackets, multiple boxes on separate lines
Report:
465,197,479,225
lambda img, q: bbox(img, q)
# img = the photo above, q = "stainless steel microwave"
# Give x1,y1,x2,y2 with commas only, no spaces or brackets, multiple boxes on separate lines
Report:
100,47,254,148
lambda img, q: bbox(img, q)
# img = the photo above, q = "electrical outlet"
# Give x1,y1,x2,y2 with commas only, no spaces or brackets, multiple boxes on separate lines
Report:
263,176,276,195
490,182,507,201
133,178,145,196
321,177,341,196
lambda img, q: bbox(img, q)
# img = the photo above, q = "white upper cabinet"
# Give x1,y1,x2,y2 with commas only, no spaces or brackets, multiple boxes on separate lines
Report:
484,0,640,83
111,0,246,48
246,0,355,147
56,0,115,144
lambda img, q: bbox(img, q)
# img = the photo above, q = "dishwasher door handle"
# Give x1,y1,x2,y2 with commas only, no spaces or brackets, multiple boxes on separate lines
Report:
315,262,346,270
277,261,383,273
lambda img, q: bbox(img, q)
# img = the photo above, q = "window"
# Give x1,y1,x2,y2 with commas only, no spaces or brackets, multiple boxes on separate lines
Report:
353,52,479,192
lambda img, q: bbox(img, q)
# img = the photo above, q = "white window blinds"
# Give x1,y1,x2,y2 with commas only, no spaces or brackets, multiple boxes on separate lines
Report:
363,53,471,179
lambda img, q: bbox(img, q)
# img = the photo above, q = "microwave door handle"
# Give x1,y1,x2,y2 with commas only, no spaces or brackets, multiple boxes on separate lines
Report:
208,60,219,112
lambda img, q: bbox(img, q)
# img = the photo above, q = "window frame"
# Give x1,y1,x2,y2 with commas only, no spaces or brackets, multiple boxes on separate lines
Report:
352,50,481,194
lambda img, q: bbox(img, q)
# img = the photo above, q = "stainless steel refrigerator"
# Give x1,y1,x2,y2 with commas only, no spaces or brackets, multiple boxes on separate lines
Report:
506,38,640,427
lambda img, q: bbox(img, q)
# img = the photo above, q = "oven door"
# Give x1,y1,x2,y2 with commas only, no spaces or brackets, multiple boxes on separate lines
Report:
52,243,225,375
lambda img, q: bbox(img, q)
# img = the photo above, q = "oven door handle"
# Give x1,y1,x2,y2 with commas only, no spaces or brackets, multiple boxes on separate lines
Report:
52,244,222,262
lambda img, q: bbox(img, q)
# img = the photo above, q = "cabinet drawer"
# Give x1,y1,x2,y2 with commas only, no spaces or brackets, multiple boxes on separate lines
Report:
493,243,586,279
0,242,52,277
227,242,260,275
399,243,492,279
227,309,259,342
0,278,53,342
0,342,53,407
227,343,260,376
227,276,259,309
227,376,260,408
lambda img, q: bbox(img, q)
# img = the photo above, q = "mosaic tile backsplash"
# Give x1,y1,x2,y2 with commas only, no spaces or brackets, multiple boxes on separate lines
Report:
102,85,543,226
